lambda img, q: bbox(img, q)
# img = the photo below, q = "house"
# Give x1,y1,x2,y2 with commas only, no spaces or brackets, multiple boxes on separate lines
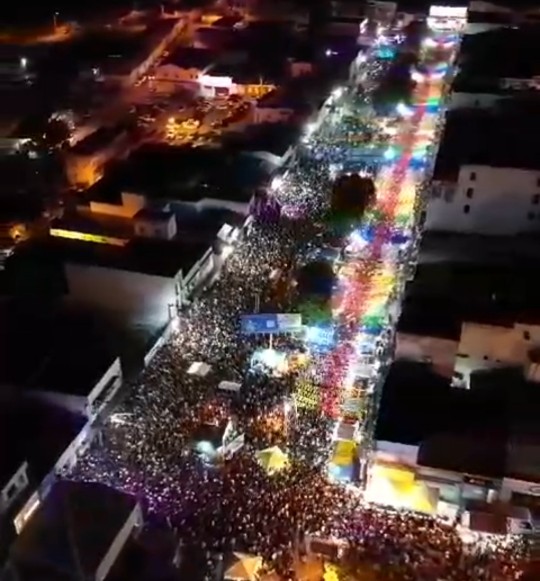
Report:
153,47,217,88
0,302,122,420
372,361,540,512
427,105,540,235
6,481,142,581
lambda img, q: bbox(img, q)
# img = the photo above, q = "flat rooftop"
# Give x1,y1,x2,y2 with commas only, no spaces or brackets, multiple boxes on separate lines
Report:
397,261,540,338
52,236,209,278
10,481,137,580
85,144,272,204
458,26,540,79
433,105,540,178
161,46,217,70
70,122,127,156
223,122,300,159
0,398,85,491
54,20,178,75
0,300,118,398
376,362,540,480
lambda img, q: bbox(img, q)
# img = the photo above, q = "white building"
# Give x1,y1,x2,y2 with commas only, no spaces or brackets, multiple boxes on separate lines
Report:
427,106,540,235
63,237,215,328
427,165,540,235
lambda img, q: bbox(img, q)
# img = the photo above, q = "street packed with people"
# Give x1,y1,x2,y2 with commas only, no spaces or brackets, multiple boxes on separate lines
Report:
70,19,533,581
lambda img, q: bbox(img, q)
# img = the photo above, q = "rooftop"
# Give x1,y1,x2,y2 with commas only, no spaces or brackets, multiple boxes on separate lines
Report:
223,122,300,159
161,46,217,70
70,122,127,156
56,20,178,76
376,362,540,480
0,300,118,398
433,105,540,178
0,399,85,491
458,26,540,79
397,261,540,338
206,59,285,85
52,236,209,278
10,481,137,579
85,144,272,204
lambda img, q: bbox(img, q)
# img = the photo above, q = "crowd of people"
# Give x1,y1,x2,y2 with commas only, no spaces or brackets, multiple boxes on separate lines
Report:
70,30,533,581
332,504,529,581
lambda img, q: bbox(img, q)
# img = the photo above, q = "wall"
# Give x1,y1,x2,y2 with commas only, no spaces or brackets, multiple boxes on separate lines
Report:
289,61,313,78
87,357,123,417
97,504,143,581
464,22,505,34
89,192,146,219
426,165,540,235
0,463,29,515
446,92,504,110
395,332,458,377
66,263,179,329
374,441,419,466
457,322,540,367
254,107,294,124
154,63,202,83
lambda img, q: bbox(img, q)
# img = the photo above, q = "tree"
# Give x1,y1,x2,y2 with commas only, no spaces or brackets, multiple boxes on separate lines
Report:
329,174,376,229
296,260,335,297
297,296,332,326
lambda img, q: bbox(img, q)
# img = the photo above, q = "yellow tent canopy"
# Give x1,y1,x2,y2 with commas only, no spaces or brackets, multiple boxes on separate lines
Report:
367,464,439,514
332,440,357,467
225,553,263,581
257,446,289,474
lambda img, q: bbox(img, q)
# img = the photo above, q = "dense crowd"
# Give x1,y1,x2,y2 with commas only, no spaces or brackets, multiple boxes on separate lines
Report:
70,32,533,581
332,504,529,581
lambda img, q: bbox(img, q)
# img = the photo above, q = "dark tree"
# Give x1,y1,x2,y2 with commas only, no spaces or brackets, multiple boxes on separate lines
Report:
296,260,335,300
330,174,376,218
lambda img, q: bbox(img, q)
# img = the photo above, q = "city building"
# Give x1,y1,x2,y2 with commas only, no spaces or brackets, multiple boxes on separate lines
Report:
54,236,216,329
153,47,217,89
5,481,142,581
64,122,135,189
449,26,540,110
427,105,540,235
373,360,540,519
62,18,187,85
223,122,301,168
466,1,540,35
0,398,86,561
0,303,122,421
198,61,279,99
395,260,540,385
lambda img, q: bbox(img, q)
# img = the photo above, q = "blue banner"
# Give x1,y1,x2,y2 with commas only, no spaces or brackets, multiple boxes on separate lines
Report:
240,313,302,335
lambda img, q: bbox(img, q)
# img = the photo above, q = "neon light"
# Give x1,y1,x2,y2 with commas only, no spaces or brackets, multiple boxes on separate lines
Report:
50,229,128,246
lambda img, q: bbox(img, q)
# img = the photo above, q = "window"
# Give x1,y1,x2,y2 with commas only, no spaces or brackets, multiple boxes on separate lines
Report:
533,194,540,205
528,212,535,220
465,187,474,198
524,331,531,340
463,205,470,214
470,171,476,181
537,177,540,187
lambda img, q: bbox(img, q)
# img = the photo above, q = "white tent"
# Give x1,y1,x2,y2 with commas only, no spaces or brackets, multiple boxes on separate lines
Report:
218,380,241,392
225,553,262,581
187,362,212,377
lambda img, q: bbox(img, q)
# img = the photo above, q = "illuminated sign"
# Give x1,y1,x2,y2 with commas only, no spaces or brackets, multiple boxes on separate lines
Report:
50,229,128,246
198,74,233,88
429,5,467,18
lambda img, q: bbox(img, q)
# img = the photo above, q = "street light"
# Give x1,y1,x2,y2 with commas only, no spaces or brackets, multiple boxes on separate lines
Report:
53,12,59,30
20,57,27,69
